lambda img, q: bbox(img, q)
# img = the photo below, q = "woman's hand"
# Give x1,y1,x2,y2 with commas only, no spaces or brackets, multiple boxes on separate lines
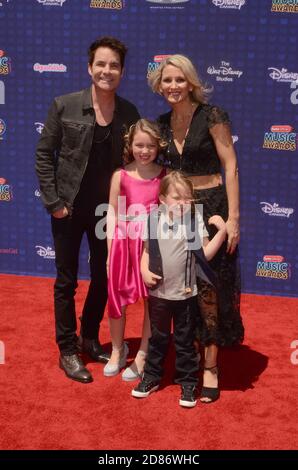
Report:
225,218,240,254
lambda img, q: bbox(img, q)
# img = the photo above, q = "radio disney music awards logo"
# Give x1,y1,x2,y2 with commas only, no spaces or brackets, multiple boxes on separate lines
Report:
0,177,13,202
263,125,297,151
0,0,10,7
256,255,291,280
260,202,294,218
0,50,11,75
36,0,67,6
147,55,171,78
90,0,123,8
207,61,243,82
0,118,6,139
33,63,67,74
35,245,55,260
268,67,298,83
35,122,44,134
271,0,298,13
212,0,246,10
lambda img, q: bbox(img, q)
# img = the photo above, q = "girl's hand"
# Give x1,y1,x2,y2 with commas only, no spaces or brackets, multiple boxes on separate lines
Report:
106,256,110,278
225,218,240,254
142,270,162,288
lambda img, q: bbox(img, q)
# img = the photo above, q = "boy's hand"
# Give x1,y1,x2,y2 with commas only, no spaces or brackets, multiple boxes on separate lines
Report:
52,206,69,219
208,215,226,233
141,270,162,288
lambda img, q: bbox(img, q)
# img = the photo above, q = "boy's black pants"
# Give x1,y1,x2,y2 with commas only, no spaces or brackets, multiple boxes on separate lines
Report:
144,295,199,386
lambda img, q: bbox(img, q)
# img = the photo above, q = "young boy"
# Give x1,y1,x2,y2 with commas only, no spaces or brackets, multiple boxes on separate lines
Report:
131,171,226,407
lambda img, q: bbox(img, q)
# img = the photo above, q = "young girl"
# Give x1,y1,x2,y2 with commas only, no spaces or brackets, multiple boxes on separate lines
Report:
104,119,167,380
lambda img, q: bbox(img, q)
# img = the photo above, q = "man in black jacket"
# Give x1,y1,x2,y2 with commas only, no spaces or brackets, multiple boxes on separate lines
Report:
36,37,140,383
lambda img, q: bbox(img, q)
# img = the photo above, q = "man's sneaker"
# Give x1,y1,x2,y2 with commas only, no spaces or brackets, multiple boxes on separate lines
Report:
131,378,159,398
179,384,197,408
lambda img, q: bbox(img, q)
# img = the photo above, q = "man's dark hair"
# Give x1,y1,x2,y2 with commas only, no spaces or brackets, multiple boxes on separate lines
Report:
88,36,128,69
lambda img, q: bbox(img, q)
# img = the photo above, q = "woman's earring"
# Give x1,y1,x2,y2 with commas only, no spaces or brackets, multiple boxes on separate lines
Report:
159,89,163,95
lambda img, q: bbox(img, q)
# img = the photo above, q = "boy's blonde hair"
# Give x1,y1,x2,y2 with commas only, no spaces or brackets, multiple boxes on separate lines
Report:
159,171,194,199
148,54,212,104
123,118,167,163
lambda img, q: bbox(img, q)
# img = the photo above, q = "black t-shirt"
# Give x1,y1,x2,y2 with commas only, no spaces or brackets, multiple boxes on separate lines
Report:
73,122,113,216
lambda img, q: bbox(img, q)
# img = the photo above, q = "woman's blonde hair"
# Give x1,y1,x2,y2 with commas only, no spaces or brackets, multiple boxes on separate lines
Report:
123,118,167,163
148,54,212,104
159,171,194,199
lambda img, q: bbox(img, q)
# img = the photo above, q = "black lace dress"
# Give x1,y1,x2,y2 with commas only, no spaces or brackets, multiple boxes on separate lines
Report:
157,104,244,347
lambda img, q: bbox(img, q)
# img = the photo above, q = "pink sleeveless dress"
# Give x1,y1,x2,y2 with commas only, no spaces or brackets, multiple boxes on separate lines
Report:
108,168,166,319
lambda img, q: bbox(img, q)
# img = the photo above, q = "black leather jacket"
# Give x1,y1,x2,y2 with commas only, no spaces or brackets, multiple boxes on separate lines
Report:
35,87,140,214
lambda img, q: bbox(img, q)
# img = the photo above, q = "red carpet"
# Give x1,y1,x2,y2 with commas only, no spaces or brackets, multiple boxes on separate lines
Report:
0,274,297,450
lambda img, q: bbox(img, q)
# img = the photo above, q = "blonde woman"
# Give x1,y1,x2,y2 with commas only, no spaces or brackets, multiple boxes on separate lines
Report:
148,55,244,403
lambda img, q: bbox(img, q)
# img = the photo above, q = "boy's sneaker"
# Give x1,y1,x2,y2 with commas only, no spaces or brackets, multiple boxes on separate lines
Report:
131,378,159,398
179,385,197,408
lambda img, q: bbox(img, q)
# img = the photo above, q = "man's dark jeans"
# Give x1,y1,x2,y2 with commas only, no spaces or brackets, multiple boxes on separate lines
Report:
51,214,107,355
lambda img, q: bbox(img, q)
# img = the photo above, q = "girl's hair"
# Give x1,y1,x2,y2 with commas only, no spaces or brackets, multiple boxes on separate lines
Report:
159,171,194,199
148,54,212,104
123,118,167,163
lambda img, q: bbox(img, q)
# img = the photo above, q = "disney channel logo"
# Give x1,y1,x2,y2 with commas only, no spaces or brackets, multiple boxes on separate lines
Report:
263,125,297,151
36,0,67,6
90,0,123,8
207,61,243,82
0,118,6,139
271,0,298,13
256,255,291,280
35,245,55,259
0,50,11,75
0,177,13,202
268,67,298,83
35,122,44,134
260,202,294,218
212,0,246,9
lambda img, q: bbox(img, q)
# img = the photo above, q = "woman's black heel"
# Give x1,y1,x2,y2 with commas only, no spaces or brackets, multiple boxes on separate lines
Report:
200,365,220,403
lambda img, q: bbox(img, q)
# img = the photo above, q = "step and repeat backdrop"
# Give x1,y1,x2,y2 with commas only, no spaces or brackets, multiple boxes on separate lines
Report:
0,0,297,297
